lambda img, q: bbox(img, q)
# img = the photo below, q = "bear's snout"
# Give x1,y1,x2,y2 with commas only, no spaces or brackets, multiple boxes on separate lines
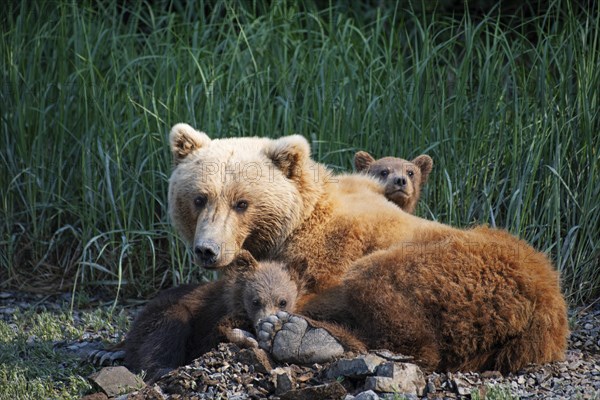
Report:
194,240,221,266
393,176,408,188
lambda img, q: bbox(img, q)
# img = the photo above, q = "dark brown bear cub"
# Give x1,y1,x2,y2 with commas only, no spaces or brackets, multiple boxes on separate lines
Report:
124,251,301,381
354,151,433,214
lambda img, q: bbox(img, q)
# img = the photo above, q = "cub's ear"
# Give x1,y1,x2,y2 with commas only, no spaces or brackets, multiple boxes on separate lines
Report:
290,258,308,290
354,151,375,172
412,154,433,183
228,249,259,273
264,134,311,179
169,123,211,165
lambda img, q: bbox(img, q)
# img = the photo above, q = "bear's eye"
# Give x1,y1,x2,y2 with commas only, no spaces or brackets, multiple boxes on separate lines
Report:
194,195,207,209
252,299,261,308
379,170,389,178
235,200,248,212
278,299,287,309
407,170,414,178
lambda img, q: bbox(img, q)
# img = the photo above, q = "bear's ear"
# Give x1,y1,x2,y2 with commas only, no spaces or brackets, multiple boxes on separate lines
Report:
228,249,259,273
284,257,308,294
169,123,211,165
265,135,311,179
354,151,375,172
412,154,433,183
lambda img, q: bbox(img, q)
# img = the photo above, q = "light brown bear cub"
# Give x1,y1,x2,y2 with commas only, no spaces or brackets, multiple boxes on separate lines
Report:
354,151,433,214
123,251,301,381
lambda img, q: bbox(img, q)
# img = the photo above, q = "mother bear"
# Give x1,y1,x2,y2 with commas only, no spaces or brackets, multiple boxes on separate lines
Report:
167,123,568,374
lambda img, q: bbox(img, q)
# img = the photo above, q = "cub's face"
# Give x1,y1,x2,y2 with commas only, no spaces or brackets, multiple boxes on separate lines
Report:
168,123,311,268
354,151,433,214
370,158,419,197
242,261,299,325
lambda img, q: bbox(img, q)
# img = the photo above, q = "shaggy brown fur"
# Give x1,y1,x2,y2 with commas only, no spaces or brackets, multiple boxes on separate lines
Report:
124,251,301,381
354,150,433,213
301,226,568,373
165,123,569,373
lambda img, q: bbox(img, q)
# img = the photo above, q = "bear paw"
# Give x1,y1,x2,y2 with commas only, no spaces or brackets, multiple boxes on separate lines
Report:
256,311,344,364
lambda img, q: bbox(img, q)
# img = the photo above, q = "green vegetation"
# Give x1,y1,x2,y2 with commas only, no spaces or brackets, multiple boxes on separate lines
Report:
471,385,518,400
1,1,598,305
0,301,130,400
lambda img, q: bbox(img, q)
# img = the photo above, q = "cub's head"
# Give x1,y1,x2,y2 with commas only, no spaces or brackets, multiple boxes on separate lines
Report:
354,151,433,214
168,123,318,268
225,250,301,325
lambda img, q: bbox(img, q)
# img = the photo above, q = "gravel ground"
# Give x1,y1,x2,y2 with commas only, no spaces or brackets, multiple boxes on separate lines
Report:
1,292,599,399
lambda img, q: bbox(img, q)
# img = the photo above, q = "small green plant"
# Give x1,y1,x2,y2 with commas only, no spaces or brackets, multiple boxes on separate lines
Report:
471,384,518,400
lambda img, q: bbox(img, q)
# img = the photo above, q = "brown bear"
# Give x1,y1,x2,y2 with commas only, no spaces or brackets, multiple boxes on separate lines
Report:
122,250,301,381
164,123,568,374
354,150,433,214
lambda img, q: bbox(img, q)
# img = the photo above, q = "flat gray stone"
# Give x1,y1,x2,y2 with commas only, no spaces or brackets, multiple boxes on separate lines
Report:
364,363,426,396
88,366,145,397
272,367,295,395
325,354,385,379
354,389,381,399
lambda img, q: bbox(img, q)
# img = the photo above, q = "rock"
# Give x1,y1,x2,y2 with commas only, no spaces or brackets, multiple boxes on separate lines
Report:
325,354,385,379
88,366,145,398
280,381,347,400
127,384,166,400
425,378,436,394
235,347,273,374
272,366,295,395
452,377,472,396
363,376,406,393
353,390,381,399
364,362,426,396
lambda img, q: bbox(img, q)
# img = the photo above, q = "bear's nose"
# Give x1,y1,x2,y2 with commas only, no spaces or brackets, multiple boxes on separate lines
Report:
394,176,407,187
194,241,221,264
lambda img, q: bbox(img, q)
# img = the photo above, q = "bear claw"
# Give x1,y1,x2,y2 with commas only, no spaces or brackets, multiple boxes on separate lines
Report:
257,313,344,364
88,349,126,366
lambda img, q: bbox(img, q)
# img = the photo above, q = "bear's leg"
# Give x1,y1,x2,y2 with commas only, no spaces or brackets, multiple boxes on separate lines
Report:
299,267,441,370
347,288,441,370
126,309,192,381
123,282,230,381
256,311,366,364
484,297,569,373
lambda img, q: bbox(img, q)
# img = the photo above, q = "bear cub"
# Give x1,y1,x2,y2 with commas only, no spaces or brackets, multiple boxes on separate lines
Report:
123,251,302,381
224,251,304,348
354,151,433,214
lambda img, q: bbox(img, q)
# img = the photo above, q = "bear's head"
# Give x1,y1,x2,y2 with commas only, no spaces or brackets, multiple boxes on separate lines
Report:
224,250,302,325
168,123,323,268
354,151,433,214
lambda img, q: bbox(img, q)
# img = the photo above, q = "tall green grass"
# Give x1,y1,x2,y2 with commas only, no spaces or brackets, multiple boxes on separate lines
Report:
1,1,598,303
